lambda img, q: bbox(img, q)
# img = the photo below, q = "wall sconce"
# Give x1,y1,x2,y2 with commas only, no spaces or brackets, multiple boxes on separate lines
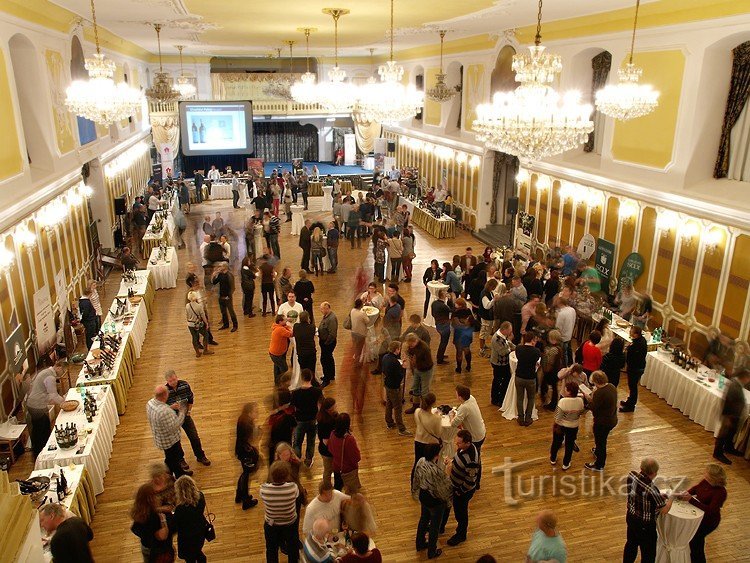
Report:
80,183,93,198
535,174,551,191
704,228,723,254
558,180,576,202
586,189,604,208
0,245,15,273
655,210,677,236
516,168,530,185
455,152,467,165
400,135,408,144
37,200,68,230
618,200,638,222
15,224,37,249
468,155,481,169
435,146,454,161
423,142,434,154
679,222,699,246
408,138,423,151
68,189,84,207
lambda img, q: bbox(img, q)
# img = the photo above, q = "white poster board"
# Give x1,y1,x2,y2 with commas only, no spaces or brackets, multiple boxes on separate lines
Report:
344,134,356,166
33,286,56,353
577,233,596,260
54,269,69,313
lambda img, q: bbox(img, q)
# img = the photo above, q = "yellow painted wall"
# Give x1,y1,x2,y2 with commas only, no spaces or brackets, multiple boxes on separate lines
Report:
0,51,24,180
44,49,76,155
423,68,441,126
463,64,485,133
611,50,685,169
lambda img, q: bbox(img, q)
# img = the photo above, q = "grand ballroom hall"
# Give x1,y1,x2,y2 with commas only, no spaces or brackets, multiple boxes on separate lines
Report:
1,0,750,561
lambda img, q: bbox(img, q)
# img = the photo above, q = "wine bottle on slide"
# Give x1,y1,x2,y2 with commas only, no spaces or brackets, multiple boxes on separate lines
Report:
192,122,199,144
199,120,206,143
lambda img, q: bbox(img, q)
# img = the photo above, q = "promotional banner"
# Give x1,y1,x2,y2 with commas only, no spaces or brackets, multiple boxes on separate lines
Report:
4,324,26,375
618,252,645,289
344,134,356,166
595,238,616,290
516,212,536,256
54,269,68,314
33,286,56,354
577,233,596,260
247,158,265,179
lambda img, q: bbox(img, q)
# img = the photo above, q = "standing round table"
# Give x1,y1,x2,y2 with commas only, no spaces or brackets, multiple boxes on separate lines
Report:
656,499,704,563
423,281,449,328
253,224,265,257
362,306,381,362
322,186,334,212
290,205,305,236
500,353,539,421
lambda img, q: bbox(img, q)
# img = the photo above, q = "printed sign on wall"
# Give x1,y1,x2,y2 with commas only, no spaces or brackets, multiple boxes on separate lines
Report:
595,238,616,289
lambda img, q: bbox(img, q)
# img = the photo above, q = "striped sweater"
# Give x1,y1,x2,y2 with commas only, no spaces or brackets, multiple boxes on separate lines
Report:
260,481,299,525
451,444,480,495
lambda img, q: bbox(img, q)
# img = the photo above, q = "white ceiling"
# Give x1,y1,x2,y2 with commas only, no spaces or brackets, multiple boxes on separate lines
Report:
50,0,654,57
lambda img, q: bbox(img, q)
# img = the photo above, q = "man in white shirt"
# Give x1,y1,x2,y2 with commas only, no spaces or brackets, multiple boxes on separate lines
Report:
207,165,221,182
433,185,448,212
450,384,487,488
20,360,66,457
555,297,577,366
302,481,350,535
277,292,304,324
231,172,240,209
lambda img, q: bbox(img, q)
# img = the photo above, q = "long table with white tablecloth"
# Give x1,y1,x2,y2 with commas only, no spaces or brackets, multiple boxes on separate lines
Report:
142,211,175,260
641,351,750,436
117,269,155,319
399,196,455,239
28,464,97,526
34,385,119,496
147,246,179,289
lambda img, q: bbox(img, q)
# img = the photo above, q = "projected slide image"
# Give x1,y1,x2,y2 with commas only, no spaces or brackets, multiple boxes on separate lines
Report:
186,106,247,151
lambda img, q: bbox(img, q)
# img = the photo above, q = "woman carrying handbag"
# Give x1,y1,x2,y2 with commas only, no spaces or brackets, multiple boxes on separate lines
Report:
235,402,260,510
327,413,362,494
173,476,209,563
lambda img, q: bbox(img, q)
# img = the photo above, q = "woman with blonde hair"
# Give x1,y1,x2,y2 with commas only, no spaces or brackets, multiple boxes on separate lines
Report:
186,291,212,358
173,476,207,563
680,464,727,563
341,493,378,535
310,226,325,276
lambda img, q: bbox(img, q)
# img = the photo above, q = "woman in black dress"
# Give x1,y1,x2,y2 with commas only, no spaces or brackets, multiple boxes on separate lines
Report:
79,286,100,350
235,402,260,510
240,256,257,318
173,476,208,563
293,269,316,324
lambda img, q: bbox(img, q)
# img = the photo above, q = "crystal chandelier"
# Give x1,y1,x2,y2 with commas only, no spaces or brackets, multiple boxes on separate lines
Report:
426,30,457,103
314,8,358,113
291,27,318,104
595,0,659,120
355,0,424,125
473,0,593,161
64,0,143,125
174,45,196,99
146,24,180,104
265,42,296,101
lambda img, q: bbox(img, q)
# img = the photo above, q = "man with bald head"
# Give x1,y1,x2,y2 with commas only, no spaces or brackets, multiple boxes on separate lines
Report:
147,384,192,477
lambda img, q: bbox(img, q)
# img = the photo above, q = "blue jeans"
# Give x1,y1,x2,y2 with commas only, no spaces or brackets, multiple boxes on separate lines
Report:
435,322,451,362
293,420,317,462
327,246,338,271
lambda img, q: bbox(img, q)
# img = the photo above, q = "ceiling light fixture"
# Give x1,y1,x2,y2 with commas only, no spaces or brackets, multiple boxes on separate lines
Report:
146,24,180,104
314,8,358,113
473,0,593,161
355,0,424,125
595,0,659,121
426,30,457,103
291,28,318,105
65,0,143,125
174,45,196,99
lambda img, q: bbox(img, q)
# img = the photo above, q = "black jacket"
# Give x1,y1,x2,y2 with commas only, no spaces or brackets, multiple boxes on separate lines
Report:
382,352,404,389
626,336,648,372
422,267,443,285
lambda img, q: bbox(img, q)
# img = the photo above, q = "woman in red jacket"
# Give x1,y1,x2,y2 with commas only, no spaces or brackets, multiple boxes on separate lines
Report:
327,413,362,494
679,463,727,563
580,330,603,377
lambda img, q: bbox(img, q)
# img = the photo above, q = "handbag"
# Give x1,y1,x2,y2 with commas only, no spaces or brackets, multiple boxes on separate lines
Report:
240,445,260,473
204,501,217,542
338,435,362,492
343,312,353,330
189,304,206,332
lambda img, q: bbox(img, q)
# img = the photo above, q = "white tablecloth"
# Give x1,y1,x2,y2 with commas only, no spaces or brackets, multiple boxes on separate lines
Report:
34,386,119,495
147,246,179,289
254,225,265,257
641,352,750,436
291,205,305,236
107,296,148,358
117,269,151,299
500,353,539,421
322,186,333,212
210,182,234,200
29,463,87,513
423,281,448,328
142,212,174,244
656,500,704,563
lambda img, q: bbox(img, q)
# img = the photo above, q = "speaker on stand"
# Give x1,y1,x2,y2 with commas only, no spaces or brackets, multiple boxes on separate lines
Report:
507,196,519,248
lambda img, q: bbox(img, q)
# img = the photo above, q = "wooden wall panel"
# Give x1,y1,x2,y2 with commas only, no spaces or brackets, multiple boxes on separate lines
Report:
694,229,725,327
604,197,619,243
720,234,750,338
537,188,548,243
636,207,656,293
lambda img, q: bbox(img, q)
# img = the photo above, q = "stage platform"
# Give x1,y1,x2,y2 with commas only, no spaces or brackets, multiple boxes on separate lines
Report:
264,162,371,177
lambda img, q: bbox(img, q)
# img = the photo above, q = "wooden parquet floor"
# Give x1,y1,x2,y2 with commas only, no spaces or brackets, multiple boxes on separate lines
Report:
11,196,750,562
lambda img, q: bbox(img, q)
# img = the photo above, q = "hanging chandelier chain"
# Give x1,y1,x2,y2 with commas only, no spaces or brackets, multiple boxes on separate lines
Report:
177,45,184,73
534,0,543,46
389,0,394,61
154,24,163,72
285,40,295,74
305,29,311,72
439,30,446,72
629,0,641,64
90,0,101,54
333,11,340,67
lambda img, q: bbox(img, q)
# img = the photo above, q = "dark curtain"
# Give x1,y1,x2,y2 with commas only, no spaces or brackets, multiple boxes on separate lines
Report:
253,122,319,162
490,151,519,224
714,41,750,178
584,51,612,153
180,153,249,175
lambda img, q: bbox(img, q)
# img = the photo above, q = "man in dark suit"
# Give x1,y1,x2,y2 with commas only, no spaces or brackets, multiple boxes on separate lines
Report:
193,170,204,203
299,219,312,273
459,247,478,294
620,326,648,413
